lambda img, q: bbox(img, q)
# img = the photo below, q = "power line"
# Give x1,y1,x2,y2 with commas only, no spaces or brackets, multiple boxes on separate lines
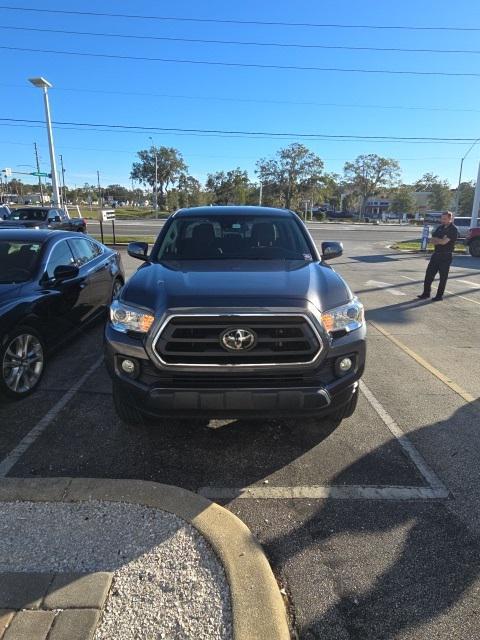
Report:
1,24,479,55
2,45,480,78
0,5,479,32
0,139,463,160
1,117,477,142
2,82,479,115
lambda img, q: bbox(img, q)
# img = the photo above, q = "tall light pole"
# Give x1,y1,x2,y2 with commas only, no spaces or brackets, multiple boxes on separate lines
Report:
454,136,480,215
471,160,480,229
148,136,158,215
28,77,60,207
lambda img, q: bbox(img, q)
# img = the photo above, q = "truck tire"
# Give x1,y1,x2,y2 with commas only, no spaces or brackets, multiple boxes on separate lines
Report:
112,383,146,429
468,239,480,257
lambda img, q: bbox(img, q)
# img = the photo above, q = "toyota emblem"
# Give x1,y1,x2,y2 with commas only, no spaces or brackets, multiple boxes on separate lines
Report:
220,328,257,351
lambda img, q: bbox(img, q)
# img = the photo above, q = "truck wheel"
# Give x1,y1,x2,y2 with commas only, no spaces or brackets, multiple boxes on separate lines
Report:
112,383,146,429
468,239,480,258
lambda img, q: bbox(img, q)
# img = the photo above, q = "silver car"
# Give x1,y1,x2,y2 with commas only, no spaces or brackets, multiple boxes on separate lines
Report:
454,217,480,240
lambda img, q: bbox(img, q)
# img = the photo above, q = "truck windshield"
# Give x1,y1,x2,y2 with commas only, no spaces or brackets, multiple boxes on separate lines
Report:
154,215,314,261
7,209,48,222
0,241,41,283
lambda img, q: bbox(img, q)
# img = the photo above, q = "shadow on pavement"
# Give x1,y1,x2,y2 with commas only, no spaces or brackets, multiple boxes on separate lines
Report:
260,401,480,640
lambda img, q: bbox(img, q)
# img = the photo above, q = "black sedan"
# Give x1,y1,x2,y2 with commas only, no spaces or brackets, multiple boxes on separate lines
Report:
0,229,124,399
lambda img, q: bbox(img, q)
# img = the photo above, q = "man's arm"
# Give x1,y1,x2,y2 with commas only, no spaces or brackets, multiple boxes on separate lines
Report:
432,236,450,246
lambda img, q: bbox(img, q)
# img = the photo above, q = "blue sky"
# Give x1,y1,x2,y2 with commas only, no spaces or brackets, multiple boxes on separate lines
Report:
2,0,480,189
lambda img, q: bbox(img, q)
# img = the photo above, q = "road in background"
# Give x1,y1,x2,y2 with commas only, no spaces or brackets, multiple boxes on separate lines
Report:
1,225,480,639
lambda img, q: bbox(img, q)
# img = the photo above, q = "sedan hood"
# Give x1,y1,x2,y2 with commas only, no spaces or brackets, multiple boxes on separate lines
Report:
122,260,352,314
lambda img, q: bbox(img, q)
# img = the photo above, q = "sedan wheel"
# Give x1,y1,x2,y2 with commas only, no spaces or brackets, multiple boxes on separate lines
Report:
1,332,44,398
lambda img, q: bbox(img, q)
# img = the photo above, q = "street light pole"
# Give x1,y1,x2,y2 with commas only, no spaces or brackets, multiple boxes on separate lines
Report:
455,137,480,215
471,160,480,229
28,77,60,207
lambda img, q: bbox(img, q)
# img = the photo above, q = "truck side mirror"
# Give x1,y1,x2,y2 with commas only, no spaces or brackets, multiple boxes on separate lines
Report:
128,242,149,261
321,241,343,261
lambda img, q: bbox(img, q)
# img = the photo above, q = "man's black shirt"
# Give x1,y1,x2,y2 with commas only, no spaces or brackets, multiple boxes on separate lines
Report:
432,223,458,254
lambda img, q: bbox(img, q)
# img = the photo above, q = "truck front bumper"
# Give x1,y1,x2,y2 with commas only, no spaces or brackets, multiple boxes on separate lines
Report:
104,323,365,420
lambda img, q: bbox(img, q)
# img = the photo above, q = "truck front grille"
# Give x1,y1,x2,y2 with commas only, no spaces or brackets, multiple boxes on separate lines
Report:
153,315,323,366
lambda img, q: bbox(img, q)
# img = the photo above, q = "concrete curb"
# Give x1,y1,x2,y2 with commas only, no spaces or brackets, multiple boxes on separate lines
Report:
0,478,290,640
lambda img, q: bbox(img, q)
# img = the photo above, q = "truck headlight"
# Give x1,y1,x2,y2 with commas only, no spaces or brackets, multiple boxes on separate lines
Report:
110,300,154,333
321,299,364,334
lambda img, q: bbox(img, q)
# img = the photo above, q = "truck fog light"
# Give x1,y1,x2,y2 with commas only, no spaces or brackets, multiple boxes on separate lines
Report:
335,356,353,376
120,358,138,376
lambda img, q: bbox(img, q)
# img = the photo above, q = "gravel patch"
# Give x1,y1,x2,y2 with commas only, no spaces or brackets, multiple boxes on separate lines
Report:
0,501,232,639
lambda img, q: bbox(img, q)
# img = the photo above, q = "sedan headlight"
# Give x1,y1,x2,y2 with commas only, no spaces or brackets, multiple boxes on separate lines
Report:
110,300,155,333
321,299,364,334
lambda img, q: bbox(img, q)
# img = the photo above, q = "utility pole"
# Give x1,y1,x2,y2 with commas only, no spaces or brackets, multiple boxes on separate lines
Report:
33,142,44,205
97,170,103,211
60,154,66,207
258,182,263,206
471,160,480,229
455,137,480,215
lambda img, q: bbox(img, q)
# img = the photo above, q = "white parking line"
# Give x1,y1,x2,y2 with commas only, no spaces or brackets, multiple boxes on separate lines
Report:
401,275,480,306
456,279,480,288
366,280,406,296
198,380,449,501
0,357,103,478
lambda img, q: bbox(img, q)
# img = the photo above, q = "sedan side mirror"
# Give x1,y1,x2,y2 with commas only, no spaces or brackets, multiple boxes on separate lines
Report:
321,241,343,261
128,241,149,261
53,264,79,281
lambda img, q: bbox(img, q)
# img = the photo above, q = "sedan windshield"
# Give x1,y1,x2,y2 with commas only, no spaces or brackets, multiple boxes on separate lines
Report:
7,209,48,222
0,241,41,283
154,215,314,261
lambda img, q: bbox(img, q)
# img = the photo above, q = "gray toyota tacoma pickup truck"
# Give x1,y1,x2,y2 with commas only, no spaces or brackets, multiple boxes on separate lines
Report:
105,206,366,432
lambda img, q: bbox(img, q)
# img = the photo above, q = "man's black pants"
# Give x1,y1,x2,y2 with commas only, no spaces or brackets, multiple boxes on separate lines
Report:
423,252,452,298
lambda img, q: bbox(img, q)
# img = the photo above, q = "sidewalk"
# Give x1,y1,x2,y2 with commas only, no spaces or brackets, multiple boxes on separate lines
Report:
0,478,289,640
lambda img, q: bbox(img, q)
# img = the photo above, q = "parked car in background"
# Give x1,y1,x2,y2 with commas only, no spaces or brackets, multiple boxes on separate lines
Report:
466,227,480,257
2,207,87,232
0,229,124,399
105,206,365,432
454,217,480,241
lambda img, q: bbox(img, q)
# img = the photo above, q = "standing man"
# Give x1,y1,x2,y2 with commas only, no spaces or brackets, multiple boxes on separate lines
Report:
418,211,458,301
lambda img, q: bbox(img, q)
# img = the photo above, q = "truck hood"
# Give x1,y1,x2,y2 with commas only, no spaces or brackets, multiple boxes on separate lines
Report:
121,260,352,314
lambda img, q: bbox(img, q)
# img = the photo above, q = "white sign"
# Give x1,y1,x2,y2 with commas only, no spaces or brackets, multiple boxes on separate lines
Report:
101,209,116,222
421,224,430,251
2,168,12,177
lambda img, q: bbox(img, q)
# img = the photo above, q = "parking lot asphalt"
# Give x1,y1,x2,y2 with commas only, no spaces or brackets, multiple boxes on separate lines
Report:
1,224,480,639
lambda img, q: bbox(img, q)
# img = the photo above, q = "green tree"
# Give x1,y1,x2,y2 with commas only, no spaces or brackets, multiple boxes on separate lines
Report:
205,168,251,204
413,173,452,210
457,181,475,217
130,146,187,208
256,143,324,209
177,174,202,208
389,185,415,214
344,154,400,216
428,183,452,210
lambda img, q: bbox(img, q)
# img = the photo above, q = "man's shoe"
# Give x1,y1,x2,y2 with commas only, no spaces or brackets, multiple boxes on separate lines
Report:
417,293,430,300
432,295,443,302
